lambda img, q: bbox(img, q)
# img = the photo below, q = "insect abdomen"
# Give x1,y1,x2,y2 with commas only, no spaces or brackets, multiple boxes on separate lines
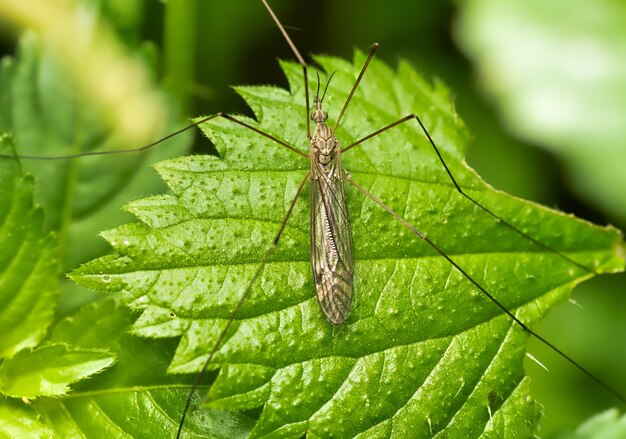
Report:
310,160,355,324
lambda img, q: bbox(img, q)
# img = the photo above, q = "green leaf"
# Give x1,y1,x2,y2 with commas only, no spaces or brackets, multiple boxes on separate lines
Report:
72,54,624,437
0,396,52,439
0,343,115,399
0,135,58,358
0,293,250,437
33,299,253,438
554,408,626,439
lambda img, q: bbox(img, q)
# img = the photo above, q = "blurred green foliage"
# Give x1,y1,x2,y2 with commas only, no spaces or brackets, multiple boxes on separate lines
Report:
457,0,626,224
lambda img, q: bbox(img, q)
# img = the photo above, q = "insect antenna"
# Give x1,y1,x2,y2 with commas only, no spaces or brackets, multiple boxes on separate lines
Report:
320,71,336,103
315,71,321,100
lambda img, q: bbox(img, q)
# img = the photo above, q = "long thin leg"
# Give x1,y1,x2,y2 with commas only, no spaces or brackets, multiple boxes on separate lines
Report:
332,43,379,134
261,0,311,139
0,117,212,160
0,113,308,160
176,171,310,438
346,177,626,404
342,113,596,274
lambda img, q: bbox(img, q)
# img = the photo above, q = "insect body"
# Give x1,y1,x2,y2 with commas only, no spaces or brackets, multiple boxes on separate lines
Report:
310,95,354,324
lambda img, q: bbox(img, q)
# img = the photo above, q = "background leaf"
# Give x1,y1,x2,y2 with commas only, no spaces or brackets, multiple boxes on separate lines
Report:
455,0,626,223
0,2,191,314
0,343,115,399
554,409,626,439
0,136,58,358
34,299,252,438
73,55,623,437
0,396,52,439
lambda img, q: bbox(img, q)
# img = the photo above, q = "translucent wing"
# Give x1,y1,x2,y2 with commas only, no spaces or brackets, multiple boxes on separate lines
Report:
310,155,355,324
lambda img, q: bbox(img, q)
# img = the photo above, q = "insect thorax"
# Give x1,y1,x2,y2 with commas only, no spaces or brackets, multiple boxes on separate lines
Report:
311,123,340,168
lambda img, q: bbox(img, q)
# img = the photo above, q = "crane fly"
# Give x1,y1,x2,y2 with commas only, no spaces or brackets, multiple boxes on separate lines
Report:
0,0,624,437
309,77,355,325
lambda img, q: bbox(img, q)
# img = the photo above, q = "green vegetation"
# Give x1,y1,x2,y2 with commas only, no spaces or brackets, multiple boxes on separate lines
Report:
0,1,624,437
